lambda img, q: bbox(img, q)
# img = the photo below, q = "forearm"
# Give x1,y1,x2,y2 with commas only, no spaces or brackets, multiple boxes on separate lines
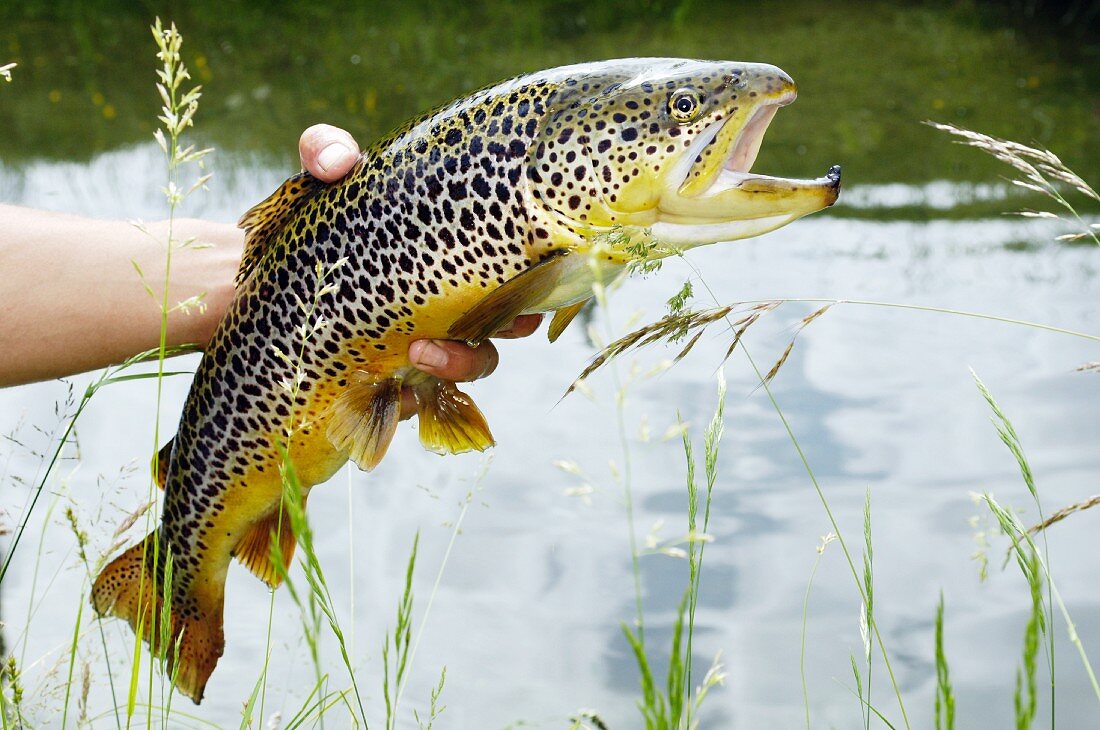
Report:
0,204,241,387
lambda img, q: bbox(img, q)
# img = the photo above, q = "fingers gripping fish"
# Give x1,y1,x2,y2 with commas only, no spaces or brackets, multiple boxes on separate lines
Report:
92,57,840,702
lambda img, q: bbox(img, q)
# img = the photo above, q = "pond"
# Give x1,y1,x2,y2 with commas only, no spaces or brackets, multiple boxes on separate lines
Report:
1,2,1098,727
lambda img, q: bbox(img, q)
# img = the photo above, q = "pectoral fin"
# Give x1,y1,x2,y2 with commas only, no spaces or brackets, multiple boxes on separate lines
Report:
548,299,591,343
325,374,402,471
414,378,494,455
448,250,578,346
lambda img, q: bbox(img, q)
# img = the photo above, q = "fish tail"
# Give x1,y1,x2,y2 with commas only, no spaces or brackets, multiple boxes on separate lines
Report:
91,531,225,704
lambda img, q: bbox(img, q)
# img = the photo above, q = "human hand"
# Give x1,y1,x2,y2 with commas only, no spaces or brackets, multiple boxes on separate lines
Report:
297,124,543,419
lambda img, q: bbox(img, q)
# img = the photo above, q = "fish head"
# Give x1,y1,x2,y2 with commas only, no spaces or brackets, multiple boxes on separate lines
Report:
528,58,840,251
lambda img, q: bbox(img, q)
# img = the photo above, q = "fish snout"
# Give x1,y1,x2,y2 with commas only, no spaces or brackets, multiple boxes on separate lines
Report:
743,63,797,105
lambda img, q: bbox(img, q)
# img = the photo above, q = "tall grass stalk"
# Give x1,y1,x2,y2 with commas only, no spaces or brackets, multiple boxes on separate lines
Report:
382,534,418,730
800,532,836,729
971,370,1057,726
262,255,365,728
687,266,913,730
274,452,367,728
974,374,1100,714
587,234,730,727
618,374,727,729
858,490,875,729
395,459,493,711
106,18,214,725
934,593,955,730
860,490,874,730
587,248,646,647
680,370,725,729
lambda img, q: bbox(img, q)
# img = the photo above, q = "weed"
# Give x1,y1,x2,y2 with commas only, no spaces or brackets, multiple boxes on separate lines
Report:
934,593,955,730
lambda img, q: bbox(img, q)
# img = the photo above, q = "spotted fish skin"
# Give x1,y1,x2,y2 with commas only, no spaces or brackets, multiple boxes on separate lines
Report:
92,58,840,702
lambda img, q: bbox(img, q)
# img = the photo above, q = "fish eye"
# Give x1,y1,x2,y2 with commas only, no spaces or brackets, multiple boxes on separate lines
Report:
668,89,702,123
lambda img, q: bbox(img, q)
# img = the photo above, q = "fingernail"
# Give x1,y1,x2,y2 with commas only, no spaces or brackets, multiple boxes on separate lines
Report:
411,341,448,369
316,142,350,172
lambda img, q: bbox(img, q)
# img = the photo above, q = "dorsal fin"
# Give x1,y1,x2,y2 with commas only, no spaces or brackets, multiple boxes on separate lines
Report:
235,171,325,285
152,438,174,490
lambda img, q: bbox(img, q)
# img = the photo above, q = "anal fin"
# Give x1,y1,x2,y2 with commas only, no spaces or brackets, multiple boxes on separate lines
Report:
325,373,402,471
548,298,591,343
233,497,307,588
414,378,494,455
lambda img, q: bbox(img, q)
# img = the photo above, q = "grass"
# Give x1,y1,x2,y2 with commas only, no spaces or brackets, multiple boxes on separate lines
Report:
2,13,1100,730
565,122,1099,729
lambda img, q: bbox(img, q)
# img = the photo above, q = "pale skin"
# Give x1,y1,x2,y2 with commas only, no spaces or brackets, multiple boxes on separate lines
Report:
0,124,541,416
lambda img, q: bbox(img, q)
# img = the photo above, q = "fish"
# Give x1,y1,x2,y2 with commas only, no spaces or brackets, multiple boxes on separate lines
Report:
91,57,841,702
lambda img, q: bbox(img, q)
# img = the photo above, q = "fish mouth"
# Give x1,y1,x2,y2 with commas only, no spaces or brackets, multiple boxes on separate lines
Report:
654,92,841,246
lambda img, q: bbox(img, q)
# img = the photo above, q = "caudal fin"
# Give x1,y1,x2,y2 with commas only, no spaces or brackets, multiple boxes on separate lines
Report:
91,532,225,703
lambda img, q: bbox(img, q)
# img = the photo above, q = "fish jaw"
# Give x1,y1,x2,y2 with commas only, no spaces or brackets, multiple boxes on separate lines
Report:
653,88,841,249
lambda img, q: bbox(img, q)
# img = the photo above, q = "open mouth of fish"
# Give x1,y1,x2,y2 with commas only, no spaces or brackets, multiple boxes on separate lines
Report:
654,91,841,244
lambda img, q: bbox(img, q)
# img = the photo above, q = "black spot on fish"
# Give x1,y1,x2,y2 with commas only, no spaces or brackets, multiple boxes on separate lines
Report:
447,181,468,200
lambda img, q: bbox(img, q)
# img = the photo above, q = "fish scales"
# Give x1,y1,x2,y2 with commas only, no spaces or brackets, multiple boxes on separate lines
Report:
91,58,841,702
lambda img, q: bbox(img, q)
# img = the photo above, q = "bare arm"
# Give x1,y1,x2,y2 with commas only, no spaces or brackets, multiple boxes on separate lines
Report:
0,124,540,406
0,208,239,387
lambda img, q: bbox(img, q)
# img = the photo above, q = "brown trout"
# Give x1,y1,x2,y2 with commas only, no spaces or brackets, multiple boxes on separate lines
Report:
92,58,840,702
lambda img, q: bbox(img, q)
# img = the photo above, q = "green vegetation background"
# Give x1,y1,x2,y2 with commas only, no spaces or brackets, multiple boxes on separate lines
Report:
1,0,1097,185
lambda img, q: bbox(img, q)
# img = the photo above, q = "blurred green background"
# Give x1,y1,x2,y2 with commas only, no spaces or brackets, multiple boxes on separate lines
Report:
1,0,1097,187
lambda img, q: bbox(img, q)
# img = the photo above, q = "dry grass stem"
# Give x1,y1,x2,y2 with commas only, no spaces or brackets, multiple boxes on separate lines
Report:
569,300,841,393
111,500,155,539
567,301,783,393
1026,494,1100,537
928,122,1099,246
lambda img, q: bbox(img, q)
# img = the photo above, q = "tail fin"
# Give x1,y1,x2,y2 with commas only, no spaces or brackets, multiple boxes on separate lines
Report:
91,532,225,704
